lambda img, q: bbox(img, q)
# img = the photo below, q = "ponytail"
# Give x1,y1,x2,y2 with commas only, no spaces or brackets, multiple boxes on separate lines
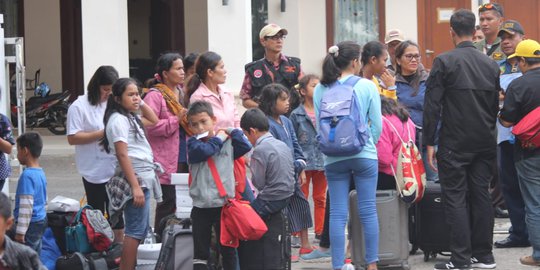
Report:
320,41,361,86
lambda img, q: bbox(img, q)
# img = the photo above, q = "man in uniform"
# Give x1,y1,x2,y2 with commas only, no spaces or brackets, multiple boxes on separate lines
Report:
494,20,531,249
424,9,500,270
475,3,505,61
240,24,303,109
499,39,540,267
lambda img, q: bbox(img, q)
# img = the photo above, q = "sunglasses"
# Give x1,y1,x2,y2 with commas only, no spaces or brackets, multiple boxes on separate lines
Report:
478,3,501,14
265,34,286,41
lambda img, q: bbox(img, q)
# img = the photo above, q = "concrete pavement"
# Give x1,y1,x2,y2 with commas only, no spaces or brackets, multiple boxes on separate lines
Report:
8,129,537,270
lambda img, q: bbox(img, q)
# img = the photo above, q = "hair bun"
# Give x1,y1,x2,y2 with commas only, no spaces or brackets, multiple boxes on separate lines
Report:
328,45,339,57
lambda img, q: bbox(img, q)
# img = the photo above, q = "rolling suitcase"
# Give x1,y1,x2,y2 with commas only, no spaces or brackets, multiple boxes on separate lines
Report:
349,190,410,270
237,209,291,270
411,182,450,261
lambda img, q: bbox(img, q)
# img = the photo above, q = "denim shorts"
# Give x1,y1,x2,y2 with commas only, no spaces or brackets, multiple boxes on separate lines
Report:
123,188,150,240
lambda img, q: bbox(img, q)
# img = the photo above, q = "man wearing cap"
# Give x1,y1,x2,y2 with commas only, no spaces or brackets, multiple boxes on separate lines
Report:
424,10,500,270
499,39,540,267
384,29,405,71
240,24,303,109
494,20,531,249
475,2,505,61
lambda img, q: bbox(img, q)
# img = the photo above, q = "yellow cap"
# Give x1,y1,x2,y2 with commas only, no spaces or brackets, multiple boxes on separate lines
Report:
508,39,540,59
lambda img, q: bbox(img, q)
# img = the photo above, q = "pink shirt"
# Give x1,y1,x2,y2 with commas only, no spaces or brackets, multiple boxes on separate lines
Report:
144,89,180,185
190,83,240,130
377,115,416,176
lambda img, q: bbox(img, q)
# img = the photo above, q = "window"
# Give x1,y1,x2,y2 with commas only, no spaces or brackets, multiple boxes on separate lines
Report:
251,0,268,61
332,0,381,44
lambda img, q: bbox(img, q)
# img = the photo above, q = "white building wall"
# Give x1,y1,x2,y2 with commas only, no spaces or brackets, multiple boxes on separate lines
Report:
24,0,63,92
81,0,130,91
206,0,251,94
385,0,418,43
185,0,209,54
267,0,326,76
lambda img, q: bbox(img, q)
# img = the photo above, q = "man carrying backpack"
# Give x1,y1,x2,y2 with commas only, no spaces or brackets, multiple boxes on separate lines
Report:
499,39,540,267
423,10,500,270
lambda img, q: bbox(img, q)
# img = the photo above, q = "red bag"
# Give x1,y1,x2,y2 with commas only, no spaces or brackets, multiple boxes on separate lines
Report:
80,207,114,252
234,157,247,199
206,158,268,248
512,106,540,149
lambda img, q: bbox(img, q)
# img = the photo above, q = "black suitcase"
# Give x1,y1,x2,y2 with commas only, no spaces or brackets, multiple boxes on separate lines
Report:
238,210,291,270
410,182,451,261
47,211,76,255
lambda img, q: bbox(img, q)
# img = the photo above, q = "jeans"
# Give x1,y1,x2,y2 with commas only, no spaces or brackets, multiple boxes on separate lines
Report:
422,146,439,182
24,219,47,254
437,147,495,265
325,158,379,269
124,188,151,240
515,153,540,261
498,142,528,242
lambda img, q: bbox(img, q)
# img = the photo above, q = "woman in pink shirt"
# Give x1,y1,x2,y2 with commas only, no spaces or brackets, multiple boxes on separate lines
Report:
186,51,240,129
376,96,416,190
144,52,193,229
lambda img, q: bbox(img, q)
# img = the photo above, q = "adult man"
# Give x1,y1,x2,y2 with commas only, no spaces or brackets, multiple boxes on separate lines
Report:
494,20,531,249
474,3,505,61
240,24,303,109
499,39,540,267
384,29,405,71
424,9,500,270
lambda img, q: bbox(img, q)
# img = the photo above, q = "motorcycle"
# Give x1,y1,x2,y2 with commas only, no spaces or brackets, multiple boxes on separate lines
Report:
10,83,71,135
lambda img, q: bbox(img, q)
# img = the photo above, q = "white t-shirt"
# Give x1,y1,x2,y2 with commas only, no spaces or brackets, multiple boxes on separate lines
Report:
67,95,115,184
105,112,155,184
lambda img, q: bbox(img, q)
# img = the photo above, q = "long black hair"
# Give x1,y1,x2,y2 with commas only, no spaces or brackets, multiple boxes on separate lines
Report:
100,78,145,154
259,83,289,116
87,66,118,106
360,41,386,66
381,96,410,122
185,51,222,101
321,41,361,86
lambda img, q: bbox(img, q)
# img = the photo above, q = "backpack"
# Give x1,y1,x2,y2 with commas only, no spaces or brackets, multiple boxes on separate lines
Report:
383,117,426,204
81,206,114,252
512,106,540,149
317,75,369,156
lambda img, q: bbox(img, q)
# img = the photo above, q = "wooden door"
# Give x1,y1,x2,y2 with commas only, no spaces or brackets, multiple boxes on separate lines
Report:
492,0,540,41
417,0,471,68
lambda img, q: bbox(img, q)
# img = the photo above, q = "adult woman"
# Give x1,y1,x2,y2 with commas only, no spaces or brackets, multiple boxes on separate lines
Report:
314,41,382,270
66,66,123,241
394,40,438,182
144,53,193,229
187,51,240,129
361,41,397,100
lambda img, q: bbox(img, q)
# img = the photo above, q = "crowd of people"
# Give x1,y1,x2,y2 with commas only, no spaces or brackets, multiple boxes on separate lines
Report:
1,3,540,270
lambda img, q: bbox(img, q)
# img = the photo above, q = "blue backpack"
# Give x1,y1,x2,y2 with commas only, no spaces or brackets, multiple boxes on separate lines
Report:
317,76,369,156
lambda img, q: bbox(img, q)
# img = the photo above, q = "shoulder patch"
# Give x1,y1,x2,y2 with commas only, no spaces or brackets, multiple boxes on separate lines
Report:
253,69,263,78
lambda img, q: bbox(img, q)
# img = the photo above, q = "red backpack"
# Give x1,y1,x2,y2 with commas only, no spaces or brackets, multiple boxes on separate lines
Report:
512,106,540,149
81,207,114,252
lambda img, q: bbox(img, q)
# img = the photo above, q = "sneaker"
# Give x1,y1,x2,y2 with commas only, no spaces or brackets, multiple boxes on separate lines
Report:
519,255,540,267
291,255,299,263
299,247,314,255
341,263,355,270
291,236,301,248
300,248,331,260
433,261,472,270
471,255,496,269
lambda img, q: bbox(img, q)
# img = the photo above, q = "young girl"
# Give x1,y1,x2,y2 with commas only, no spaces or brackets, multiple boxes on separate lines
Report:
289,75,327,242
377,96,416,190
259,83,314,261
314,41,382,270
101,78,161,270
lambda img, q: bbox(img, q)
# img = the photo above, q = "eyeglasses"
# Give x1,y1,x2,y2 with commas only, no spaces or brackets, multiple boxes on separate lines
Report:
265,34,286,41
403,54,421,61
478,3,502,15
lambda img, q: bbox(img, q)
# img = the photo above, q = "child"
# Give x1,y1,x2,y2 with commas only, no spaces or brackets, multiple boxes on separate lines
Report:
289,75,327,242
259,83,314,260
10,132,47,254
100,78,161,270
187,101,251,270
240,108,295,216
0,113,15,191
0,192,45,269
377,96,416,190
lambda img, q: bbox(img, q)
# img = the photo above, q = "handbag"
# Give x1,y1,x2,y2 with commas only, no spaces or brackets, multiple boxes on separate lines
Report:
65,205,93,254
206,157,268,248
